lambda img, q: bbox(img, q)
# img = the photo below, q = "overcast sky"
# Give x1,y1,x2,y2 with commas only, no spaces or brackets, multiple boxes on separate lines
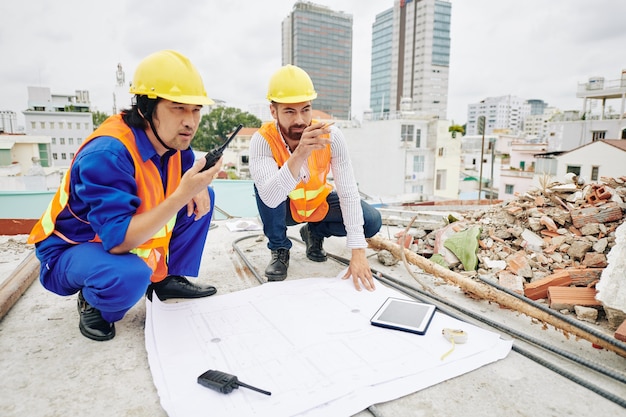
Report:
1,0,624,127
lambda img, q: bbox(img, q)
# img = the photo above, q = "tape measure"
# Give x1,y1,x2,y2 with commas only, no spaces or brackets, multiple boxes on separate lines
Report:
440,328,468,360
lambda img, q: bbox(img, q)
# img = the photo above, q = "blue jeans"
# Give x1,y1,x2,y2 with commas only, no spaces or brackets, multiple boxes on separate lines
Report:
254,186,382,251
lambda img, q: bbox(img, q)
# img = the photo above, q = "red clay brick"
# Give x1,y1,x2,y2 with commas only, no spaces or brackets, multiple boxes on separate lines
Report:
547,286,601,311
524,270,572,300
615,320,626,343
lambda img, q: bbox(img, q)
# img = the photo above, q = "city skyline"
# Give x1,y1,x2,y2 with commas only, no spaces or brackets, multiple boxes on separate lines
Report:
0,0,624,127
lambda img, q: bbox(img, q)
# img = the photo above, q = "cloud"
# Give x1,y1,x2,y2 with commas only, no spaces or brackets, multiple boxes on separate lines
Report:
1,0,625,127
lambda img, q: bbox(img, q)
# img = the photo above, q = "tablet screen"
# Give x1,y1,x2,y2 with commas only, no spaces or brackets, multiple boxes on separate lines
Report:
370,297,436,335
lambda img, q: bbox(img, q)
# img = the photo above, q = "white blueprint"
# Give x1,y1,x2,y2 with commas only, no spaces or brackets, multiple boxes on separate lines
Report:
145,276,512,417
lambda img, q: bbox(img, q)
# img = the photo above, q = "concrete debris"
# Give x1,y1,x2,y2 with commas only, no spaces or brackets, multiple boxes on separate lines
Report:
389,176,626,334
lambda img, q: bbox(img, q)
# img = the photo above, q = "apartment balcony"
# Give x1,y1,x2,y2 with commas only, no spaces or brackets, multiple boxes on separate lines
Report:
576,76,626,100
500,168,535,179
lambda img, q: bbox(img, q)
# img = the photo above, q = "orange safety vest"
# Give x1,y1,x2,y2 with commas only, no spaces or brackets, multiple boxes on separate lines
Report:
28,114,181,282
258,121,332,222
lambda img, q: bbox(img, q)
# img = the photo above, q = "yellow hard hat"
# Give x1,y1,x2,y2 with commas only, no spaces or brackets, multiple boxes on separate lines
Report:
129,50,214,105
267,64,317,103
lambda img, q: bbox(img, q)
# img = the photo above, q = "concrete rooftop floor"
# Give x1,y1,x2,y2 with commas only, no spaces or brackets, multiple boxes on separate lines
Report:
1,219,625,417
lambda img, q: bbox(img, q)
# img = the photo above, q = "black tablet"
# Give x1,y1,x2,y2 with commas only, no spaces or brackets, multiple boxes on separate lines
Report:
370,297,436,335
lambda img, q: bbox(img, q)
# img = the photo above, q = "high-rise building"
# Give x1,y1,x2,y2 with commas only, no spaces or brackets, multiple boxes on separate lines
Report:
466,95,531,136
370,8,394,118
370,0,451,120
281,1,353,119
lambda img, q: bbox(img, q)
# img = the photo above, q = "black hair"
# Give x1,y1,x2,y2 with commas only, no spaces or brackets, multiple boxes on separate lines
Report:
121,95,161,129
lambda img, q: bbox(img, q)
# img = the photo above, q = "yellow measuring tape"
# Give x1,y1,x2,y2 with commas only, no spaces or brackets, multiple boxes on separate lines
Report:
440,328,468,360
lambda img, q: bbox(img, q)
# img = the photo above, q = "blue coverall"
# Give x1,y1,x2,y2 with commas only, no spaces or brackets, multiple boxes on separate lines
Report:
34,126,214,323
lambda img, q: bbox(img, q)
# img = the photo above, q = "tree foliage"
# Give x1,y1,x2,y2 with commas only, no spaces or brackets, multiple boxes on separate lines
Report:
192,107,262,151
448,123,465,138
92,111,109,129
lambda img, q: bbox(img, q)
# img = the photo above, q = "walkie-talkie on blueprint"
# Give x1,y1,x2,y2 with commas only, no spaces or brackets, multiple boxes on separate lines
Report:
197,369,271,396
200,124,243,172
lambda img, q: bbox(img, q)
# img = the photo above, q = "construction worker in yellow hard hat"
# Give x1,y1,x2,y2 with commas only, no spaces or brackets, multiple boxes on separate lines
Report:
28,50,222,341
249,64,382,290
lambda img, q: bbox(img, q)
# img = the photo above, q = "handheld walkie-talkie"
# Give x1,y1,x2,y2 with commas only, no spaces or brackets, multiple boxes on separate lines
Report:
197,369,271,396
200,124,243,172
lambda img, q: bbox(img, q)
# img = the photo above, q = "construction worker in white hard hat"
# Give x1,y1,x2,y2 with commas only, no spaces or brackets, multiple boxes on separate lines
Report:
249,64,382,290
28,50,222,341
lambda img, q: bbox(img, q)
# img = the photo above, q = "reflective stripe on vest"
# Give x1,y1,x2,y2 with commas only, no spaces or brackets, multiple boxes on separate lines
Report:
258,121,332,223
28,115,182,281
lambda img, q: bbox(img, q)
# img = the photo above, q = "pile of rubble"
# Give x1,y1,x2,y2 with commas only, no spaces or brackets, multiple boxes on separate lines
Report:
390,176,626,336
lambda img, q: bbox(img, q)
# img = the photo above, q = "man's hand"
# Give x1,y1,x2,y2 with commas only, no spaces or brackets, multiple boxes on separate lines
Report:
342,248,376,291
181,157,222,220
188,188,212,221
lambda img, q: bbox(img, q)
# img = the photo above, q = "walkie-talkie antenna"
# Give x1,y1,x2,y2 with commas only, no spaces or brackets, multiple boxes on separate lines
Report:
235,380,272,396
200,124,243,172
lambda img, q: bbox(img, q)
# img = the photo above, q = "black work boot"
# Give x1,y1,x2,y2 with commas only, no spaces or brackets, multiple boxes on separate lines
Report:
299,224,327,262
146,275,217,301
77,290,115,341
265,248,290,281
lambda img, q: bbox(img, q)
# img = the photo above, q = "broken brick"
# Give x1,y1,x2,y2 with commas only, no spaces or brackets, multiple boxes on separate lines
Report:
547,286,602,311
524,270,572,300
562,268,603,286
615,320,626,343
570,202,623,229
582,253,607,268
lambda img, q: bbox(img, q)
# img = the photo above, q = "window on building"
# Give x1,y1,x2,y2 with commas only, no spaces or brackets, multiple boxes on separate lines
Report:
51,138,56,144
70,153,75,159
61,153,67,160
401,124,414,142
412,184,423,194
436,169,447,190
592,131,606,141
413,155,425,173
31,121,36,129
53,153,58,160
49,122,55,129
415,129,421,148
59,122,64,129
77,138,83,145
536,158,557,175
40,122,45,129
505,184,514,194
591,166,599,181
60,138,65,145
67,122,72,129
68,138,74,145
566,165,581,176
38,143,50,168
84,123,89,130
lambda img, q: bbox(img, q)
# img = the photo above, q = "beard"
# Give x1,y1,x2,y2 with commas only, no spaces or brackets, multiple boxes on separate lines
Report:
277,118,307,141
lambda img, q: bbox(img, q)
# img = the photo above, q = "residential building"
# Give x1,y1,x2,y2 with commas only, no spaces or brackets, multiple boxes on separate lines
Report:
523,106,559,140
23,87,93,168
0,111,19,134
554,140,626,182
498,137,547,200
342,115,458,202
466,95,530,136
282,1,352,119
369,0,451,121
0,133,58,190
545,72,626,152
